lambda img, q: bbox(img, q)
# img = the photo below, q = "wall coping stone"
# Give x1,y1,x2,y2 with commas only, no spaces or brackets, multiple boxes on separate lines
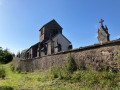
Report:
20,39,120,61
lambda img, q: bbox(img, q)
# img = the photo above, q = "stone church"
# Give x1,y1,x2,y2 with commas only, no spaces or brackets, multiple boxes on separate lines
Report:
26,19,72,59
25,19,110,59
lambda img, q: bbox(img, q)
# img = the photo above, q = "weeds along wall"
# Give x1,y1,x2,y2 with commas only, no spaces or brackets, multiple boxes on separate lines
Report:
13,39,120,72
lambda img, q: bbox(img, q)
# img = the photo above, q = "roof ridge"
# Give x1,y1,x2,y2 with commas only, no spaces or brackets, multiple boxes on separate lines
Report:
39,19,62,31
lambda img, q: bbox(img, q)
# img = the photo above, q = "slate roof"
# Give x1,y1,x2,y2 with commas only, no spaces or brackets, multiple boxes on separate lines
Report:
39,19,63,31
26,42,40,52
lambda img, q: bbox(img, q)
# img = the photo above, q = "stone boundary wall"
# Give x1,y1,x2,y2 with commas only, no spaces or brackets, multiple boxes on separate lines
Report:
12,39,120,72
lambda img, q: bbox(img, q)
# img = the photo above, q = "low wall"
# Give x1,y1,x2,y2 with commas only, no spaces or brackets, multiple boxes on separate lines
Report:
13,39,120,72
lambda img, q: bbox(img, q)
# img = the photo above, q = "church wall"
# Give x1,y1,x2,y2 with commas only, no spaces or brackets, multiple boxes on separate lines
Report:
47,41,54,55
27,49,32,59
40,27,45,42
47,42,52,55
12,39,120,72
41,51,45,56
45,21,62,33
32,44,38,58
40,34,44,42
53,34,70,51
39,21,62,43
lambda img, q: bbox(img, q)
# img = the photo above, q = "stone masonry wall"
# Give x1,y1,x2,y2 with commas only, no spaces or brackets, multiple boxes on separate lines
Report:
12,39,120,72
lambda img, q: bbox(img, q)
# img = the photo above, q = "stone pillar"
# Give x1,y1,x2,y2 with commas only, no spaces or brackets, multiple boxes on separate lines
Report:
54,46,59,53
47,40,54,55
37,48,39,57
54,39,59,53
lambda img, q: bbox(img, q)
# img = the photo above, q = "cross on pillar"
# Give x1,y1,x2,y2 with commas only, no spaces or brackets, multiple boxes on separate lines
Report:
99,19,104,26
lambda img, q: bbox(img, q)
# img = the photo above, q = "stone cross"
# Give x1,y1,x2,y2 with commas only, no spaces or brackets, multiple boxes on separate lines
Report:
99,19,104,26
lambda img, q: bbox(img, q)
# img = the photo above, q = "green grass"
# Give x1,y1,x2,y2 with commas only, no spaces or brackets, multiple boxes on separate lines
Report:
0,63,120,90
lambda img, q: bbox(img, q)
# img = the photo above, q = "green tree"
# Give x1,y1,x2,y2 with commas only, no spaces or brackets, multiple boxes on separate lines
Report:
3,53,13,64
0,47,3,56
0,47,13,64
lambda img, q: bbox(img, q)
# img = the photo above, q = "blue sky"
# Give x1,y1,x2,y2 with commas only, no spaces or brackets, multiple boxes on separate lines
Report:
0,0,120,54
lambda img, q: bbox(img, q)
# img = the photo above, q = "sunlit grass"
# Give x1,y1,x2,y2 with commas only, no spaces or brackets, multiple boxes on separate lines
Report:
0,63,120,89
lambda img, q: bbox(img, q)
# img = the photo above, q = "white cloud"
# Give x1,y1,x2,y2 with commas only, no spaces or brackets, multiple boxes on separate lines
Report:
114,35,120,39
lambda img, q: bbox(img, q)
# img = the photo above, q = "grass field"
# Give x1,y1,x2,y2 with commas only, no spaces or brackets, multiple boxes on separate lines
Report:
0,63,120,90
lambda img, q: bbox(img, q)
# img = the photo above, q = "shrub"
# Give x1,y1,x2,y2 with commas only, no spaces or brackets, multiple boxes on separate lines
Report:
76,59,86,70
66,53,77,73
16,65,21,73
0,48,3,56
71,70,82,82
114,51,120,72
10,63,15,72
0,86,13,90
60,66,72,80
50,67,59,79
10,63,21,73
0,66,6,79
3,53,13,64
0,56,6,64
49,66,72,80
49,54,77,80
49,66,63,79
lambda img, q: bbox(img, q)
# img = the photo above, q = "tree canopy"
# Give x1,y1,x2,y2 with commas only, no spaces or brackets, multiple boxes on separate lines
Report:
0,47,13,64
